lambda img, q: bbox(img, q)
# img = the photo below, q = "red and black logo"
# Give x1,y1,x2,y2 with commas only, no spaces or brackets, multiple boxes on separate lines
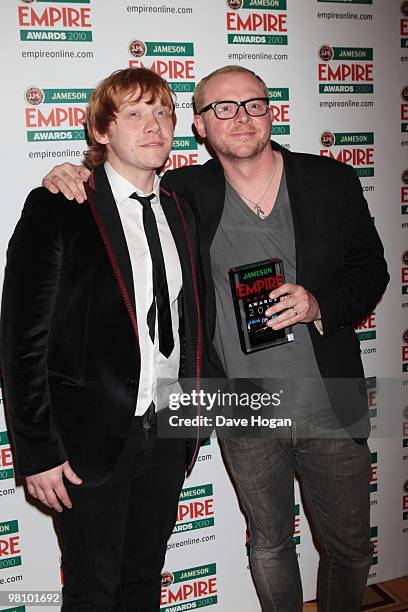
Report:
128,39,147,58
320,131,335,148
227,0,243,9
25,86,44,106
319,44,334,62
161,571,174,588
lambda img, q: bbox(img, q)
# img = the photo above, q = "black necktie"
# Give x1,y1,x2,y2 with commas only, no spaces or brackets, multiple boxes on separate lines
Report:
129,192,174,358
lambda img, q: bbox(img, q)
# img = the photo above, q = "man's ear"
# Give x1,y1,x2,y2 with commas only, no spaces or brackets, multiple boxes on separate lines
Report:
193,114,206,139
94,129,110,145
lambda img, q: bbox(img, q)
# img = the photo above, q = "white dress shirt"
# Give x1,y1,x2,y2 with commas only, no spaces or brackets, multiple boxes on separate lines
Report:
104,162,182,415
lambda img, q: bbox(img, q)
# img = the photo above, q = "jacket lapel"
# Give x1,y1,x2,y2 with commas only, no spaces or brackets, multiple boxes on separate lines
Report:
272,142,316,287
194,160,226,249
160,187,203,471
187,160,225,344
89,165,136,315
159,188,193,298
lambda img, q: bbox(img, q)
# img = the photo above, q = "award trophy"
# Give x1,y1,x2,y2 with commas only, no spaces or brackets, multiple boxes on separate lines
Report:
229,258,294,354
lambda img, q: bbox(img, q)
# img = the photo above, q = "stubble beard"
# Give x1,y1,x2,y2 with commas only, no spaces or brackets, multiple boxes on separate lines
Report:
214,130,271,163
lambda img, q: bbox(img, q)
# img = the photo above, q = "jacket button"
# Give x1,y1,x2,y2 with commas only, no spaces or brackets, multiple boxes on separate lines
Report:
127,378,137,388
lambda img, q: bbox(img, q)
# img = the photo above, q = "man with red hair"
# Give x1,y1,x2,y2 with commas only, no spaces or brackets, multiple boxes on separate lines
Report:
1,68,206,611
40,64,389,611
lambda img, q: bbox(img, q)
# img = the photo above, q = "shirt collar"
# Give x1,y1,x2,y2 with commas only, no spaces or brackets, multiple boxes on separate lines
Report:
104,161,161,206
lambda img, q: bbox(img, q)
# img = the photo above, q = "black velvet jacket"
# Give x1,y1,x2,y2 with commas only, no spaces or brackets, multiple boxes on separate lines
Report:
0,165,206,483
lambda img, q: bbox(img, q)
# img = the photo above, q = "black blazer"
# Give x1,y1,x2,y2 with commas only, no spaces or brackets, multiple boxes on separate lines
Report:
0,165,205,483
162,141,389,436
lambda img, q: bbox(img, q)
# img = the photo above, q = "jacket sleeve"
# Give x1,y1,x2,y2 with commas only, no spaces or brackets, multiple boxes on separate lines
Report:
0,189,67,477
314,165,389,335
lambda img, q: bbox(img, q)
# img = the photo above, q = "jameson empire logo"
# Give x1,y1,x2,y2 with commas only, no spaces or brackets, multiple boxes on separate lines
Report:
225,0,288,46
173,484,214,534
293,504,300,545
243,265,275,279
403,406,408,448
401,86,408,133
236,273,283,298
160,563,217,611
128,40,195,93
401,1,408,49
320,131,374,178
354,311,376,342
370,526,378,565
402,169,408,215
268,87,290,136
318,44,374,94
24,86,91,142
366,376,377,419
402,251,408,296
0,432,14,482
0,520,22,571
370,452,378,494
403,479,408,520
402,329,408,373
18,0,92,43
162,137,199,173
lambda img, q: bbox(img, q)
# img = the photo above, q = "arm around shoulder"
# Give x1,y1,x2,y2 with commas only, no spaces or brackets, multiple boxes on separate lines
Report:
42,162,89,203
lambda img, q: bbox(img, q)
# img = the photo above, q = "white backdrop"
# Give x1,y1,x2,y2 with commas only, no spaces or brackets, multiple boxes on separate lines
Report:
1,1,407,610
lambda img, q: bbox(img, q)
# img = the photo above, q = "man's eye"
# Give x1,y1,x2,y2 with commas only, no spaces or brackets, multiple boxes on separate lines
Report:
248,101,261,110
156,109,169,118
218,104,233,114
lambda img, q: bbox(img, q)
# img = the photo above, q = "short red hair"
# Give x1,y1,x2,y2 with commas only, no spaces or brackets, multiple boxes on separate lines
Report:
85,68,175,168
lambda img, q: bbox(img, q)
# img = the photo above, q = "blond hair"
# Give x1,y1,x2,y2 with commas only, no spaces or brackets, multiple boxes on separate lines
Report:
193,65,269,113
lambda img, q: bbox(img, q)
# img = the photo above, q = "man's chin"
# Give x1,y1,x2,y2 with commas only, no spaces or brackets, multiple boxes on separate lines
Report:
140,150,171,168
214,134,270,161
222,142,266,161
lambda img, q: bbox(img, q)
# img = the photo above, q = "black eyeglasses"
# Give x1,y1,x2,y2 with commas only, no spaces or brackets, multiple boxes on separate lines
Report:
199,97,270,120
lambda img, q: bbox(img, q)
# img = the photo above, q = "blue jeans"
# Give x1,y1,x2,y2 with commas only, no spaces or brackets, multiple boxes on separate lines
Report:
221,423,372,612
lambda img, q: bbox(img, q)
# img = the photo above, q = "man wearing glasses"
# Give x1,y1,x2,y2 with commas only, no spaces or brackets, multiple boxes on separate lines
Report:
42,65,388,611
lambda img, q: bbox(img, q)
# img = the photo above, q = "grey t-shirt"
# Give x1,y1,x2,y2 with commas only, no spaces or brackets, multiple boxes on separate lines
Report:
210,170,331,419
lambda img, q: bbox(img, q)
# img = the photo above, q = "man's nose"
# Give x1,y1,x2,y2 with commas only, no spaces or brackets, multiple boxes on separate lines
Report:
145,114,162,132
234,104,250,122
